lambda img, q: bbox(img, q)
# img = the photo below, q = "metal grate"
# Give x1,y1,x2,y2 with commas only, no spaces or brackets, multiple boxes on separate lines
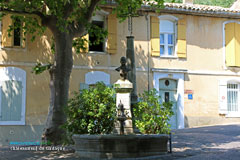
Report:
227,83,239,112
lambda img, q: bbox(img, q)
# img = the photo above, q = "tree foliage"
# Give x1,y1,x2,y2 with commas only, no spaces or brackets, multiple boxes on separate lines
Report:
165,0,182,3
63,82,116,143
133,89,173,134
0,0,167,144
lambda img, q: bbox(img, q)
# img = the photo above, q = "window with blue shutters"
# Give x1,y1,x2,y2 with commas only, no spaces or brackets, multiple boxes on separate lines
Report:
0,67,26,125
80,71,111,91
0,80,22,121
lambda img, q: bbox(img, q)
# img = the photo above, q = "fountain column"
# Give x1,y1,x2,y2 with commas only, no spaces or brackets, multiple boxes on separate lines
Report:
114,57,134,134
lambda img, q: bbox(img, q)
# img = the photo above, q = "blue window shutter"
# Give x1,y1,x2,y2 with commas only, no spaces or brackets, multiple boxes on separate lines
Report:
80,83,89,90
107,84,113,88
0,80,22,121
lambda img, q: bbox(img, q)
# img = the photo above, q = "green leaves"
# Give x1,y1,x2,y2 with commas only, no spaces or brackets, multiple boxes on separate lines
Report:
73,36,88,53
73,22,108,54
164,0,182,3
133,89,174,134
63,82,116,143
5,14,46,43
32,62,52,75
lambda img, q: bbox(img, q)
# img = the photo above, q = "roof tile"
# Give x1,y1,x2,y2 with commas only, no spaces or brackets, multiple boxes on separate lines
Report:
164,3,240,13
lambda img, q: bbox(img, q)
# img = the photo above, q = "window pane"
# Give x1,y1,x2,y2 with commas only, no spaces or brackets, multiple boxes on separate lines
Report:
168,46,173,55
160,20,174,33
13,18,21,46
0,80,22,121
227,84,238,112
160,45,164,55
89,21,104,52
160,34,164,44
168,34,173,44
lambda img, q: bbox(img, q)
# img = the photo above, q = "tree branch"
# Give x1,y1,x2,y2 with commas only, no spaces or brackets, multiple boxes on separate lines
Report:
0,7,46,21
72,0,101,37
63,2,73,19
0,7,56,31
85,0,101,23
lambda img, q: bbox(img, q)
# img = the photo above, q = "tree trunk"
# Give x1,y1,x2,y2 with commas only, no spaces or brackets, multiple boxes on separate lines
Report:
42,30,74,145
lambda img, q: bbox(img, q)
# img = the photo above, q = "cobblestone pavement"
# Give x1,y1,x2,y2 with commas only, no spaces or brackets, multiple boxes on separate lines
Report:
161,123,240,160
0,124,240,160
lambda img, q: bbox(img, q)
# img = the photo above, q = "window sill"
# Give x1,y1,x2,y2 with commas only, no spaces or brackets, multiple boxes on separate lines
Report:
159,56,178,59
89,51,107,55
2,46,26,51
225,113,240,118
0,121,25,125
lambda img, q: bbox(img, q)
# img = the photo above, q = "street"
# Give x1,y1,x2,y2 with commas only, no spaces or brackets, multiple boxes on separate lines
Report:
162,124,240,160
0,124,240,159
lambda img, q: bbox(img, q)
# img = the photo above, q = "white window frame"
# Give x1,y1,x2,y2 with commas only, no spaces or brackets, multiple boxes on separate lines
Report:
158,15,178,58
89,10,109,54
0,67,26,125
226,81,240,117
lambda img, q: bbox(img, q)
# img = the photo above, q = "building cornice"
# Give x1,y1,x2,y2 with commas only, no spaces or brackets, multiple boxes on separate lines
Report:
102,2,240,19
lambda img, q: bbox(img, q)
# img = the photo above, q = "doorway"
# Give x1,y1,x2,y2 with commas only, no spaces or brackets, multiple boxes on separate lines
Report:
159,79,178,129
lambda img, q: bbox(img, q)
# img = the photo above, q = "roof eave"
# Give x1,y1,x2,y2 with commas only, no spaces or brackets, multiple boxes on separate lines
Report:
101,4,240,19
160,7,240,19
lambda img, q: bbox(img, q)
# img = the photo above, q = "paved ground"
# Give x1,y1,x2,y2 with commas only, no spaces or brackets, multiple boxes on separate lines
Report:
0,124,240,159
162,123,240,160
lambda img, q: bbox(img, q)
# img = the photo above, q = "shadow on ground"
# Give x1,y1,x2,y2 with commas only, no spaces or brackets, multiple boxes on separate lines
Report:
164,124,240,160
1,124,240,160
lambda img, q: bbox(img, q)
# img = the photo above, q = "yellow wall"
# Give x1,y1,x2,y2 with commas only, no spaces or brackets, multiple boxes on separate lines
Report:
1,11,240,134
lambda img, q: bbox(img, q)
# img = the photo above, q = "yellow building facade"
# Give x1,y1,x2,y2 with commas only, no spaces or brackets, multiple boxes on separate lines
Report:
1,1,240,144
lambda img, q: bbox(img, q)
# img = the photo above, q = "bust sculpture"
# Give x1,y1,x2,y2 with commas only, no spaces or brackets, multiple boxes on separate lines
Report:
115,57,131,80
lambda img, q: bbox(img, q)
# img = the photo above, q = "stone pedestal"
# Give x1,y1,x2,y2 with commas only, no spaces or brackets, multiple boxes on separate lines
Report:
114,79,133,134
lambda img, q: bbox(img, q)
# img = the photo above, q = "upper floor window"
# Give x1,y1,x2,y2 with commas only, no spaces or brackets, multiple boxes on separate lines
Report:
89,18,105,52
79,11,117,54
13,17,21,47
2,14,25,48
150,15,187,58
160,20,175,56
224,22,240,67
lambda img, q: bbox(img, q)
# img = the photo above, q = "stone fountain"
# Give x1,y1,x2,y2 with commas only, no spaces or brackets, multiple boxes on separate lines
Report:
72,57,169,159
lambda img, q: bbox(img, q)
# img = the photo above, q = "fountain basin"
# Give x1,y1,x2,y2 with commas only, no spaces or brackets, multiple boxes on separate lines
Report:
73,134,169,159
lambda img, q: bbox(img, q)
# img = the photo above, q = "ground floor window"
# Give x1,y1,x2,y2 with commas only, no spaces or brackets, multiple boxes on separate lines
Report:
0,67,26,125
227,83,239,113
80,71,110,90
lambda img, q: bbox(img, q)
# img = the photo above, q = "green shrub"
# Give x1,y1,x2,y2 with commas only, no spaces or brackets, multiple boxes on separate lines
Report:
63,82,116,142
133,89,174,134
